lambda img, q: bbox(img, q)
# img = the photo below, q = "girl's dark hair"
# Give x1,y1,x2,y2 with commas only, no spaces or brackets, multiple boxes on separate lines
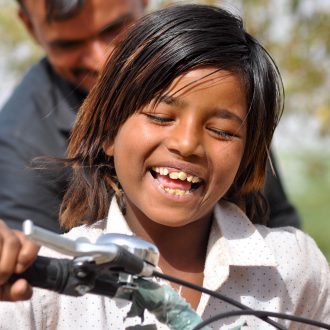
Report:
60,4,284,229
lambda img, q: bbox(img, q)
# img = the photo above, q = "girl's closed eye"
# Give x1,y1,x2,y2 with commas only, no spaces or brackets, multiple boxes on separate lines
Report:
207,126,241,141
143,112,174,125
142,96,177,125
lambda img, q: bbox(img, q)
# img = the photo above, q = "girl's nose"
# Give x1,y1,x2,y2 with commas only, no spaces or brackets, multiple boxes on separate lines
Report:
164,119,204,158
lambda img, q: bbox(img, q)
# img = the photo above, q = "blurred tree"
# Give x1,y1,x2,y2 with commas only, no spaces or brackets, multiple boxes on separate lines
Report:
242,0,330,136
0,1,42,77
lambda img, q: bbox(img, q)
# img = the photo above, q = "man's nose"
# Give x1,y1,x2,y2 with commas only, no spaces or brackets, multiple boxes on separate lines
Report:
165,119,204,158
81,39,110,70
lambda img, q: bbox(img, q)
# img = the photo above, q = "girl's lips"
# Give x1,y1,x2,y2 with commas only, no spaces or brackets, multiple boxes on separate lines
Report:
148,169,203,199
151,166,202,183
150,165,203,184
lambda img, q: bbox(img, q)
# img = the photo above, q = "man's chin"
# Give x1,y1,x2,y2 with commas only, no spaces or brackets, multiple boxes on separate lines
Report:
70,72,99,92
53,67,97,92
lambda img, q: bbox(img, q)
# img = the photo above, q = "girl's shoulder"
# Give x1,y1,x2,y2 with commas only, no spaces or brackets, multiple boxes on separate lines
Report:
215,200,328,274
256,225,330,320
219,198,328,274
216,200,327,265
256,224,324,257
256,224,329,281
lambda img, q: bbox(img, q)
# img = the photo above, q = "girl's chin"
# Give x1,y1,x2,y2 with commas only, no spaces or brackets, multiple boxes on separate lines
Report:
142,205,203,228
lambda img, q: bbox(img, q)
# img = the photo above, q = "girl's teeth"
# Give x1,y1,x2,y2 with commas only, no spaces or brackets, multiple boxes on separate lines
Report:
191,177,200,183
169,171,187,181
160,168,169,175
152,167,201,183
169,172,178,179
178,172,187,181
164,187,189,196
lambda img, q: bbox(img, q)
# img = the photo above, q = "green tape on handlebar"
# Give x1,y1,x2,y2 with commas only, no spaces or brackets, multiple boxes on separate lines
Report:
126,278,211,330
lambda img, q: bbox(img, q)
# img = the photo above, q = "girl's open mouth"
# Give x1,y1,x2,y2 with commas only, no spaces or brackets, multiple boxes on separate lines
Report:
150,166,203,196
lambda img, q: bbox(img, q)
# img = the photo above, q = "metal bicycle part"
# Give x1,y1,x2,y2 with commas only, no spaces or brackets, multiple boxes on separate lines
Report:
22,220,158,276
96,233,159,267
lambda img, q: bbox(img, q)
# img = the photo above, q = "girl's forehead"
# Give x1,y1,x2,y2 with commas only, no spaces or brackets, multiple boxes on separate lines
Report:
145,67,247,123
163,68,245,98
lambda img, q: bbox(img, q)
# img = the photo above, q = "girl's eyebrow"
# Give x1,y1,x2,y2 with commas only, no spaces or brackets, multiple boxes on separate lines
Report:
159,94,244,124
213,108,244,124
159,94,185,107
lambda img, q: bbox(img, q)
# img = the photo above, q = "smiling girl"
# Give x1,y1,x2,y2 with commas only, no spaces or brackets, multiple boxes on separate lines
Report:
0,4,329,329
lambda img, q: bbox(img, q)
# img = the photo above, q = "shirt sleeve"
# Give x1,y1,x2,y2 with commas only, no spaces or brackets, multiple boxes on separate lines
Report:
296,229,330,323
259,225,330,326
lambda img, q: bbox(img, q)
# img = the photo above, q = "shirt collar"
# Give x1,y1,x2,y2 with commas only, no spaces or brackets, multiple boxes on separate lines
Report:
214,200,277,266
105,197,133,235
203,200,277,291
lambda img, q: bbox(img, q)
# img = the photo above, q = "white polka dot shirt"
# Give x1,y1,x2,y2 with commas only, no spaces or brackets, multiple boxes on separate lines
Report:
0,198,329,329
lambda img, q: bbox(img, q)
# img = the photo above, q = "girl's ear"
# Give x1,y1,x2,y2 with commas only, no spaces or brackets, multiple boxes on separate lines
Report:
103,142,114,157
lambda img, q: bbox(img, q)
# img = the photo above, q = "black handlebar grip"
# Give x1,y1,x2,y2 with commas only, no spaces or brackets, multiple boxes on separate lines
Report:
10,256,72,293
111,246,145,275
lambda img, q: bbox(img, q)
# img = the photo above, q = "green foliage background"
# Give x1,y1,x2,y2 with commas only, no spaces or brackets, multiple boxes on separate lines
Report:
0,0,329,261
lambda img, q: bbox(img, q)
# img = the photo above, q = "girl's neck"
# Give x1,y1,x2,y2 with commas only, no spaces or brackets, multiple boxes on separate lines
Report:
124,205,213,273
124,204,213,310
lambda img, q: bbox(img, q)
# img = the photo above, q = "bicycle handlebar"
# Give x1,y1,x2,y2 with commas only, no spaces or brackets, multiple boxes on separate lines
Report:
11,256,72,293
10,254,208,330
10,255,122,298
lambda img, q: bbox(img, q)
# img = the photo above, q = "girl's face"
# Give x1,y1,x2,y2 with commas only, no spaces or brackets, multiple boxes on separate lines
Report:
104,68,247,228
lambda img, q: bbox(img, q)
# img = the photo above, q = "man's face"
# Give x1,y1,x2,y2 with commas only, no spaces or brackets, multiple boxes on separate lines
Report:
20,0,147,92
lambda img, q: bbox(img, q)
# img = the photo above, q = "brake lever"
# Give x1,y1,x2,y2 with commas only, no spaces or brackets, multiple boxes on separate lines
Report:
23,220,159,277
23,220,117,263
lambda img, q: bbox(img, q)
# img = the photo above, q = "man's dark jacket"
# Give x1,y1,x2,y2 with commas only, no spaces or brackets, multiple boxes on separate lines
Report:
0,58,86,232
0,58,300,232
